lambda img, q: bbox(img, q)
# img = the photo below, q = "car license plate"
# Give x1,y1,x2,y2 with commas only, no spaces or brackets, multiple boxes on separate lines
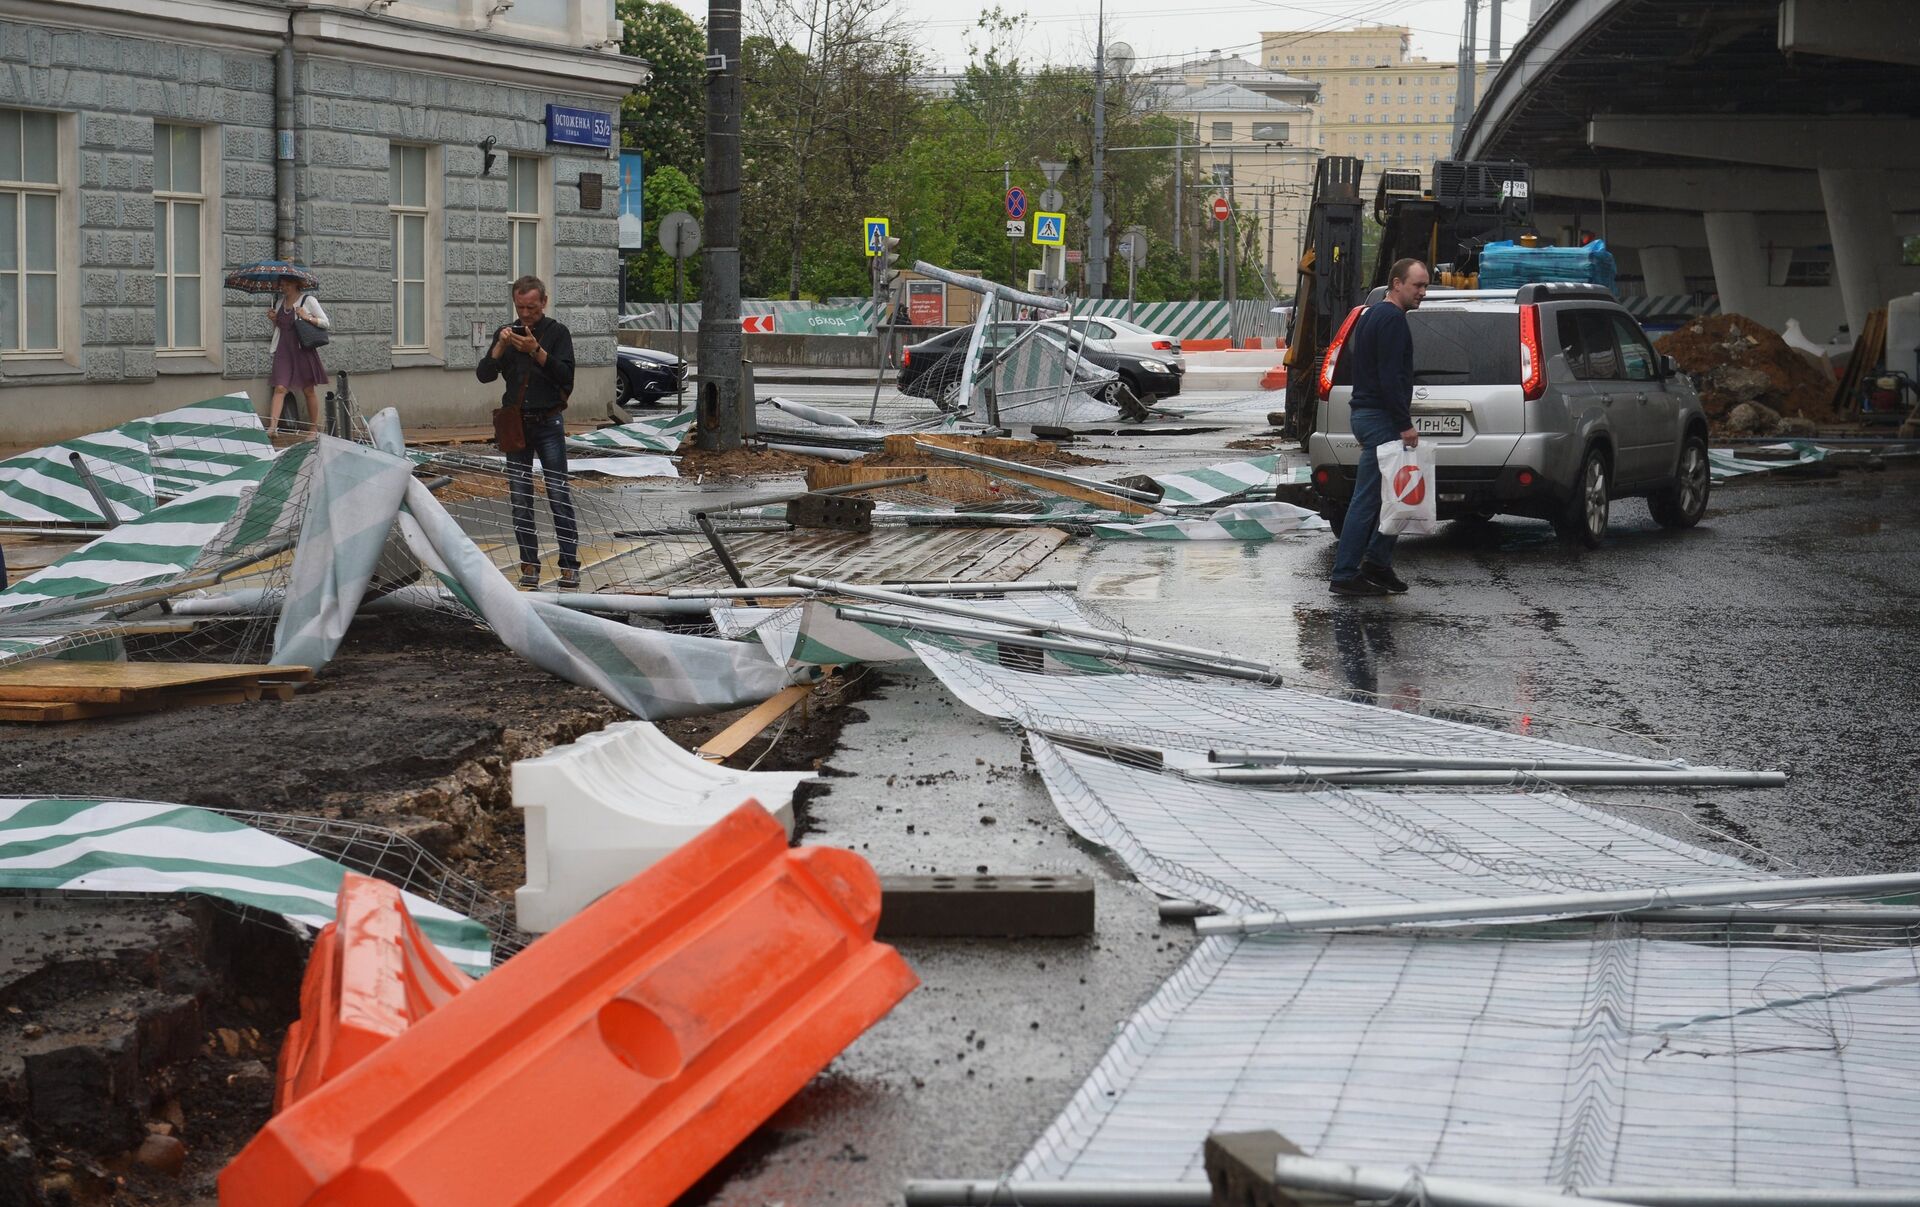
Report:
1414,414,1464,437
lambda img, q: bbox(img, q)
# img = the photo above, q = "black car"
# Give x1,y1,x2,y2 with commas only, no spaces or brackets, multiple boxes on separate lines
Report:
898,322,1180,406
616,343,688,407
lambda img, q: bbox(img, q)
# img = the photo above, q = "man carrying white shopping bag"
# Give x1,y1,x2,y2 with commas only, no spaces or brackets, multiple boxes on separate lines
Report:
1330,257,1430,597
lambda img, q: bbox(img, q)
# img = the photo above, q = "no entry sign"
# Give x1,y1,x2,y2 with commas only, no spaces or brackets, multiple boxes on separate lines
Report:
1211,196,1230,222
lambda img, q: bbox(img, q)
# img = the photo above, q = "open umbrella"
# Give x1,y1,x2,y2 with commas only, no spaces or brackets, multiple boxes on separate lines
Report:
225,260,318,294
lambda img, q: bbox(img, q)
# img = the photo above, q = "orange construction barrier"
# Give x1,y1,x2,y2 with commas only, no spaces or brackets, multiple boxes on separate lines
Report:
222,803,918,1207
274,874,475,1112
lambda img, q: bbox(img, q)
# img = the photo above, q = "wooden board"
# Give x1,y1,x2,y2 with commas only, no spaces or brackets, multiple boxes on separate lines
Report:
697,683,819,763
0,685,266,723
632,525,1071,591
879,433,1061,460
0,662,313,705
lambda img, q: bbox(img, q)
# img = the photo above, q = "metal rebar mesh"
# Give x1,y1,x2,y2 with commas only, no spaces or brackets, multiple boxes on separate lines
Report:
1017,922,1920,1190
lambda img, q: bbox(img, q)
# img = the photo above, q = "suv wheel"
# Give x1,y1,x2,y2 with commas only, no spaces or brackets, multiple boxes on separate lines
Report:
1553,446,1609,547
1648,435,1710,529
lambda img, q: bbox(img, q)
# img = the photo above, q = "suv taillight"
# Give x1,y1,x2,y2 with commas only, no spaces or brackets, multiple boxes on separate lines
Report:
901,348,911,367
1318,306,1364,402
1519,303,1545,400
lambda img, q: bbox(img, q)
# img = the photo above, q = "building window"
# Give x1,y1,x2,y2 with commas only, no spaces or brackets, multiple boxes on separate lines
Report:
1365,93,1374,104
1364,134,1373,146
390,144,428,350
507,154,545,285
1397,133,1406,145
1212,121,1232,141
153,125,205,353
1,108,59,354
1414,93,1424,104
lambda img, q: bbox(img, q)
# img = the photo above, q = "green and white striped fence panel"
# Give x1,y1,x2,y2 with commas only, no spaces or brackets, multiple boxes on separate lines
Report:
145,393,276,497
0,424,156,524
0,443,310,611
1071,300,1284,341
0,797,492,976
1710,440,1830,483
713,596,1114,673
1150,454,1312,504
272,439,416,670
567,411,696,454
621,299,878,332
1093,500,1329,541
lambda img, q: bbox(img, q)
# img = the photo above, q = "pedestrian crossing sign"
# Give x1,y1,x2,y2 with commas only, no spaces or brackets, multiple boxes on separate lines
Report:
863,217,889,256
1032,211,1065,247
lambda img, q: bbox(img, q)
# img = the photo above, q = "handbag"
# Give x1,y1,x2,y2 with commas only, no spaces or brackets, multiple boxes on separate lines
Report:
493,375,528,455
1376,440,1442,536
291,294,330,350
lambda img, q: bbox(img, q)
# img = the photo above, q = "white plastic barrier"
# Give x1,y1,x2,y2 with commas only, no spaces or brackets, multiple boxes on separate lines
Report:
513,720,813,932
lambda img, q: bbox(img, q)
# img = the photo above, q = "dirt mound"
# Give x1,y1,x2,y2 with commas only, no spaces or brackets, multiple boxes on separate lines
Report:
1654,315,1838,423
677,443,833,479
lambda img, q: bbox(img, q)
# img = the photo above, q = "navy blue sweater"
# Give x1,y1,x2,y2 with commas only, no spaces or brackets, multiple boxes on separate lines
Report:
1347,300,1414,433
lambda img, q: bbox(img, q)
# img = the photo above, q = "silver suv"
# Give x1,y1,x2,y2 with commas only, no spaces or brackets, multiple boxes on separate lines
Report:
1307,283,1712,546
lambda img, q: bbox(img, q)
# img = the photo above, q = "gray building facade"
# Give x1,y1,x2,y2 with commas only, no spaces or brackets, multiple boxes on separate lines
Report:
0,0,649,443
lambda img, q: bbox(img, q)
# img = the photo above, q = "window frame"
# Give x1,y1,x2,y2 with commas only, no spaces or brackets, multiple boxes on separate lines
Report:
0,107,65,357
389,143,433,353
506,153,548,288
153,122,211,356
1211,120,1233,142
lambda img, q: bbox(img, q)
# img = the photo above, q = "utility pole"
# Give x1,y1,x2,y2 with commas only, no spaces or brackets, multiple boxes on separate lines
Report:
1088,0,1107,298
1172,126,1182,254
697,0,743,451
1225,148,1238,342
1488,0,1502,66
1451,0,1479,154
1005,161,1016,286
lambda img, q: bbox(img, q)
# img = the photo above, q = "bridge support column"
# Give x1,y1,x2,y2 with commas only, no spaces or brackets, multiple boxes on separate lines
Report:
1818,167,1897,336
1703,212,1767,320
1639,245,1687,296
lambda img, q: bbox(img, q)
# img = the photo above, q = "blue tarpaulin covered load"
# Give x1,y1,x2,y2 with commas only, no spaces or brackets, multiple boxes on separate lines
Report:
1478,239,1617,291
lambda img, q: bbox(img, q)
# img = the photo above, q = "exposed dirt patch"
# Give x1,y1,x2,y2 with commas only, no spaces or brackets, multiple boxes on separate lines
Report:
1655,314,1839,426
0,613,880,1202
1226,436,1291,452
677,443,836,480
851,444,1104,470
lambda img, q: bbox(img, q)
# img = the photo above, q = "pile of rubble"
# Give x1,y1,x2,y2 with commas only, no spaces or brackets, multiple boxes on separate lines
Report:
1654,315,1838,435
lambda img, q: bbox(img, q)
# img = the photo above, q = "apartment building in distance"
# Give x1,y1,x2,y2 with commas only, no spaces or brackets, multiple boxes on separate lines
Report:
1138,54,1321,297
1259,26,1491,197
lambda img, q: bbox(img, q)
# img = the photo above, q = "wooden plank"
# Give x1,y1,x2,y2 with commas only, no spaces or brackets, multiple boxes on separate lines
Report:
0,684,266,723
879,433,1062,460
0,662,313,704
813,458,1153,516
696,683,818,763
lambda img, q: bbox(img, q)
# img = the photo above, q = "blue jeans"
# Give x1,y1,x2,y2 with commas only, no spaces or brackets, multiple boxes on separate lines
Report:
1330,407,1404,582
507,409,579,573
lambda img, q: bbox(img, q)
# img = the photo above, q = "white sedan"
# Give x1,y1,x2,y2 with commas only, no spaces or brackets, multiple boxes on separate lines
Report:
1038,315,1186,373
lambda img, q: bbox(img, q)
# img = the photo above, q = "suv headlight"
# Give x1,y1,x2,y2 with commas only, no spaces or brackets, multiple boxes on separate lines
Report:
1138,358,1169,372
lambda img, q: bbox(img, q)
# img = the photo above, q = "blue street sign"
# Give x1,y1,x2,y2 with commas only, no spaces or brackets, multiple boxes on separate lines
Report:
1005,187,1027,219
1031,211,1065,247
617,150,644,252
545,104,614,149
863,217,890,256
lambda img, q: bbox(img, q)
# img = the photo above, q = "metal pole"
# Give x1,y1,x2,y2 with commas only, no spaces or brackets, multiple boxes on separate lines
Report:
793,575,1282,675
1172,126,1182,254
1088,0,1107,298
1193,870,1920,937
273,38,296,260
903,1180,1920,1207
696,0,743,450
1226,146,1238,343
833,606,1286,684
66,452,120,524
1210,750,1691,771
867,257,890,424
907,440,1172,507
1005,160,1016,286
1452,0,1477,152
914,260,1065,312
673,251,685,407
1185,766,1788,788
691,511,750,588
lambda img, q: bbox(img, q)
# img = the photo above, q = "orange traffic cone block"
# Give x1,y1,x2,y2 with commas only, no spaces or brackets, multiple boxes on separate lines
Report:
274,873,476,1112
222,803,918,1206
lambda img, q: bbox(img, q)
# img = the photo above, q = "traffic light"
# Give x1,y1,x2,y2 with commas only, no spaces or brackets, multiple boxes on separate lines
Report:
875,236,902,292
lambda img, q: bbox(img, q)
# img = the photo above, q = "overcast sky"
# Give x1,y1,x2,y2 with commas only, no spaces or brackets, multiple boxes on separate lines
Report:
661,0,1530,73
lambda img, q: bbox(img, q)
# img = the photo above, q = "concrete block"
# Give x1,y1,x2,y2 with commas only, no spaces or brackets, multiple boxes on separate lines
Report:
83,345,124,381
876,874,1096,938
513,720,813,933
122,346,155,381
82,192,120,228
107,310,148,344
1203,1131,1312,1207
121,272,154,306
102,153,135,191
83,270,119,306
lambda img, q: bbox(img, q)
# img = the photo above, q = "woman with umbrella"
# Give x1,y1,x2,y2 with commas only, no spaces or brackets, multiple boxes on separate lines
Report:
227,261,330,436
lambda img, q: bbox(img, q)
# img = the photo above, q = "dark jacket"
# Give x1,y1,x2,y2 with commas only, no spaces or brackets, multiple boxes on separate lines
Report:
1348,299,1414,433
477,314,575,413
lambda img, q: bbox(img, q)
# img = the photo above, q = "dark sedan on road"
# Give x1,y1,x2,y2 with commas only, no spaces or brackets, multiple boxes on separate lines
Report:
898,322,1181,406
616,343,688,407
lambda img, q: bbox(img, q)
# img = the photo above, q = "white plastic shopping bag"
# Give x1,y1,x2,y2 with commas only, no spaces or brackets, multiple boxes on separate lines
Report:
1377,441,1442,536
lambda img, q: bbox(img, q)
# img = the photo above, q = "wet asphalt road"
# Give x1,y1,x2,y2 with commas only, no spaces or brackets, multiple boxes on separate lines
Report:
682,395,1920,1205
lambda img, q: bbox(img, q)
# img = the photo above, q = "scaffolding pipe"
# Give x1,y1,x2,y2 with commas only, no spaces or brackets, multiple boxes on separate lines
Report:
1271,1156,1920,1207
794,576,1281,678
833,606,1284,685
912,261,1066,312
902,1178,1920,1207
910,441,1172,509
1194,871,1920,937
1184,766,1788,788
1208,749,1690,772
886,580,1078,595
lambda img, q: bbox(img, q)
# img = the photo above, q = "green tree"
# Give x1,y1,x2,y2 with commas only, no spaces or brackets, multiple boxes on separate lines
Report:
624,164,703,304
618,0,705,179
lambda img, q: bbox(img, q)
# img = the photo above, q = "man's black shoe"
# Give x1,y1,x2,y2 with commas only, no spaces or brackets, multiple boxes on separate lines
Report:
1361,561,1409,593
1329,576,1389,597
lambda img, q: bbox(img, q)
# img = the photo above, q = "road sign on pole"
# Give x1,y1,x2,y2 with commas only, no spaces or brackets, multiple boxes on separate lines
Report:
1004,187,1027,219
1038,188,1064,212
1006,220,1025,239
1032,211,1065,247
863,217,889,256
1211,196,1230,222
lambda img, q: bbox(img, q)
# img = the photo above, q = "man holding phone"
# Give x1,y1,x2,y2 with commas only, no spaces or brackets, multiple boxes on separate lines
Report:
479,274,579,590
